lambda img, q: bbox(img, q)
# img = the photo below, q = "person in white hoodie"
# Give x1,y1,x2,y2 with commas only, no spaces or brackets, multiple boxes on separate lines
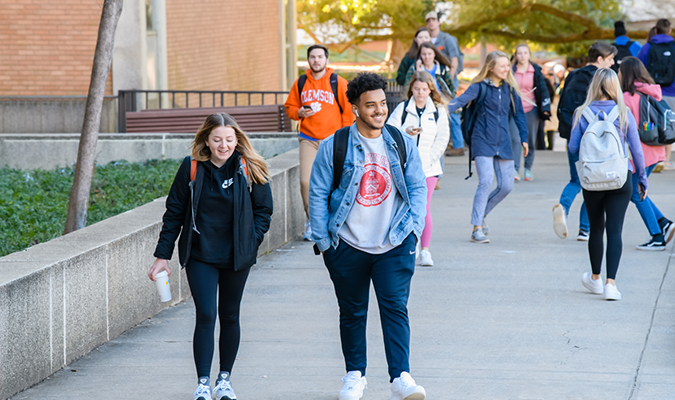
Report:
388,70,450,266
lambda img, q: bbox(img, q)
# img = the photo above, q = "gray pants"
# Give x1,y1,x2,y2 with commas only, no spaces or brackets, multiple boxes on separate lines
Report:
472,156,515,226
510,108,539,171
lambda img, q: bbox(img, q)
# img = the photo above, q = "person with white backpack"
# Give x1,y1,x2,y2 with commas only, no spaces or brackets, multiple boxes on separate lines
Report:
388,70,450,266
568,68,648,301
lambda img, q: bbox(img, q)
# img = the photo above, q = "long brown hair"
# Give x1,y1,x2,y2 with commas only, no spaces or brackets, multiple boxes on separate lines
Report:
406,70,445,106
416,42,452,69
406,27,431,59
618,56,655,95
190,113,271,184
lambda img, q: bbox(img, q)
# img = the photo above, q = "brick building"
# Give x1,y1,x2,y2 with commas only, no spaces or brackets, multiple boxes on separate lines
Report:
0,0,298,132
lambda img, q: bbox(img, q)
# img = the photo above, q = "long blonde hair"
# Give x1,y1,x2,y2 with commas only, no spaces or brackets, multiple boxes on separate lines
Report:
471,50,531,105
573,68,628,134
407,70,445,106
190,113,271,184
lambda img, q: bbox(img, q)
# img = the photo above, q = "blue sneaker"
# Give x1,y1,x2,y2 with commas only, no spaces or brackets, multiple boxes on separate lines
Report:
303,221,312,241
193,378,211,400
214,372,237,400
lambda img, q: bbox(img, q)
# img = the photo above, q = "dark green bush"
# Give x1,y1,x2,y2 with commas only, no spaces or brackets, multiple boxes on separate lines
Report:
0,159,182,257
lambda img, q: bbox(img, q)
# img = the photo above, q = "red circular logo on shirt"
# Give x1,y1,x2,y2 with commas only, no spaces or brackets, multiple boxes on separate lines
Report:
356,163,392,207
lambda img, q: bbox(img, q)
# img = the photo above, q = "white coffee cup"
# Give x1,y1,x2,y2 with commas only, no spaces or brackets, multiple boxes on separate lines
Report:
154,271,172,302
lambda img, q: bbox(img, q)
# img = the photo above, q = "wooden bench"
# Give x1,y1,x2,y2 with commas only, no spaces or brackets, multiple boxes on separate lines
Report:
125,105,292,133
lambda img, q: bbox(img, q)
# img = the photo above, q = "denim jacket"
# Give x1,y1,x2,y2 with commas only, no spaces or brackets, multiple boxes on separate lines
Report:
308,123,428,252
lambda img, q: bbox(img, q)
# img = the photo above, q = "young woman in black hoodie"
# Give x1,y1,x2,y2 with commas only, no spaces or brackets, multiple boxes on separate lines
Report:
148,113,273,400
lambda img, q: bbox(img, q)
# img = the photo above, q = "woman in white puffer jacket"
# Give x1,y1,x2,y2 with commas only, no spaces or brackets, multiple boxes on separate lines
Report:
387,70,450,266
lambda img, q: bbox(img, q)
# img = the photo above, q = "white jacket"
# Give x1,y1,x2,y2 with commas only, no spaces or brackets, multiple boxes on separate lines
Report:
387,97,450,177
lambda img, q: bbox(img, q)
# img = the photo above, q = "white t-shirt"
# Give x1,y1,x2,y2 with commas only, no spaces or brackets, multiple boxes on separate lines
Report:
431,36,438,44
339,131,401,254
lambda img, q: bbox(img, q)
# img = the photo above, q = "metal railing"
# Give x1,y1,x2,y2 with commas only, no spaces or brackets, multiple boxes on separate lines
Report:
117,89,290,132
117,81,406,133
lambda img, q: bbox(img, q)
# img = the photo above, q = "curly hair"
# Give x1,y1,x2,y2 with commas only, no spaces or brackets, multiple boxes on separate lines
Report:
346,73,388,104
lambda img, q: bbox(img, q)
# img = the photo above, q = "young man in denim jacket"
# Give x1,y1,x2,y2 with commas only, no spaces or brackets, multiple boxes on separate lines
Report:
309,73,428,400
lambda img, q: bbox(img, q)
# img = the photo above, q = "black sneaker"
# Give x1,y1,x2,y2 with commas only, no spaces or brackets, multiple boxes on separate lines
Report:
637,237,666,251
576,230,589,241
661,220,675,244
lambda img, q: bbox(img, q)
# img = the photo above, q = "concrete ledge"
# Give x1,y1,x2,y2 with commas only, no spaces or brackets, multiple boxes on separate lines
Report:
0,132,299,170
0,148,304,399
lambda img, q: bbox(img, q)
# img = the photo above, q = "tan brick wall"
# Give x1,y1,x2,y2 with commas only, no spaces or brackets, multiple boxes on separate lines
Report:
166,0,281,94
0,0,113,96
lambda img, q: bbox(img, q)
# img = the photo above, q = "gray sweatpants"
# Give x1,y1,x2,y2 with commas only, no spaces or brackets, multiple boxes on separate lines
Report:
472,156,515,226
510,108,539,171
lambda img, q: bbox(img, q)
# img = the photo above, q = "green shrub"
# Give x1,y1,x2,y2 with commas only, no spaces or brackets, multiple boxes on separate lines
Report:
0,159,182,258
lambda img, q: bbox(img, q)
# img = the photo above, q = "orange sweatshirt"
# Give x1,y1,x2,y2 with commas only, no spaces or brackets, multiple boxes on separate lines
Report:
284,67,354,140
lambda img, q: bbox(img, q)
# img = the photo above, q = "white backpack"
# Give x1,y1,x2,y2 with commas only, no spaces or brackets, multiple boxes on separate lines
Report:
575,106,628,191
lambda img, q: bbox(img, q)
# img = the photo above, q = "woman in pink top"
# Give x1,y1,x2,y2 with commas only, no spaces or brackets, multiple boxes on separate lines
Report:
619,57,675,250
511,44,551,181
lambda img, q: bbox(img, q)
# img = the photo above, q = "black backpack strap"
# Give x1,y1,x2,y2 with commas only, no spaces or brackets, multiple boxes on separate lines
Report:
297,74,307,99
329,73,343,114
385,124,407,174
434,109,439,123
401,99,410,125
332,126,351,192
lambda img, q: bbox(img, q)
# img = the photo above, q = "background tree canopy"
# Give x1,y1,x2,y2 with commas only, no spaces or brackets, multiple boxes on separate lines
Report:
298,0,649,58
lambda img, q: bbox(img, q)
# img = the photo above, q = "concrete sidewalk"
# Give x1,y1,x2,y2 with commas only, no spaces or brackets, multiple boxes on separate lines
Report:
11,152,675,400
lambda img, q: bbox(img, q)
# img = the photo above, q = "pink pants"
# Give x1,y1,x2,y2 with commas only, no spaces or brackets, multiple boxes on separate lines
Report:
421,177,438,248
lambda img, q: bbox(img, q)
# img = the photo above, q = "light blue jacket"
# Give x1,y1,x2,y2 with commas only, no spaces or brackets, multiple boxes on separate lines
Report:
308,123,428,252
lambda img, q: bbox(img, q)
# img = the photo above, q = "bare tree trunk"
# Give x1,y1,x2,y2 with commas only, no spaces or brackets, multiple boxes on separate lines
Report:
64,0,123,234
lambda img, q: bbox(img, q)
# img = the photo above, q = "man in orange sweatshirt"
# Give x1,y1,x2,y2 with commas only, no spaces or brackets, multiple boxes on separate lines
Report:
285,44,354,240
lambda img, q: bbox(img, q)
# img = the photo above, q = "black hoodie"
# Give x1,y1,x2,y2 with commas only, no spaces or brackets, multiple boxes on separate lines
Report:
557,65,598,139
189,153,238,265
154,153,273,271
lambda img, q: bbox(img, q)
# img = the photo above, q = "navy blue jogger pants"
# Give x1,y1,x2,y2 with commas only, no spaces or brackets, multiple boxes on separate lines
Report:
322,234,417,381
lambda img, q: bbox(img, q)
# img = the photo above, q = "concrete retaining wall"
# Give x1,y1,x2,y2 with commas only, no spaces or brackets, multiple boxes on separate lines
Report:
0,132,299,170
0,98,117,134
0,148,304,399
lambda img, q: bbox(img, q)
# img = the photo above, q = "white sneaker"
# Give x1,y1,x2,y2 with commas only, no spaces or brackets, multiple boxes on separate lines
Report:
553,204,567,239
193,379,212,400
419,249,434,266
581,272,603,295
390,372,426,400
339,371,367,400
213,372,236,400
604,283,622,301
303,221,312,241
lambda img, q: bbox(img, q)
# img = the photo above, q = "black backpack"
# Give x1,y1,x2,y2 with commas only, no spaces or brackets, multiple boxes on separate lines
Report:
611,41,634,73
312,124,407,255
638,93,675,145
460,82,487,179
646,41,675,87
298,72,343,114
557,68,595,139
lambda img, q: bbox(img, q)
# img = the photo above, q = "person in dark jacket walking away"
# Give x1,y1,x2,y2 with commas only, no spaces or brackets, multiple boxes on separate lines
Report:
569,68,648,300
149,113,273,400
309,73,428,400
638,19,675,171
611,20,642,72
619,58,675,250
396,27,431,87
511,44,551,181
447,51,529,243
552,42,616,241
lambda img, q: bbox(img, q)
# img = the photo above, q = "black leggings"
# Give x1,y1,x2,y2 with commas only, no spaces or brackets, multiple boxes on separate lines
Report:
582,173,632,280
186,259,251,377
